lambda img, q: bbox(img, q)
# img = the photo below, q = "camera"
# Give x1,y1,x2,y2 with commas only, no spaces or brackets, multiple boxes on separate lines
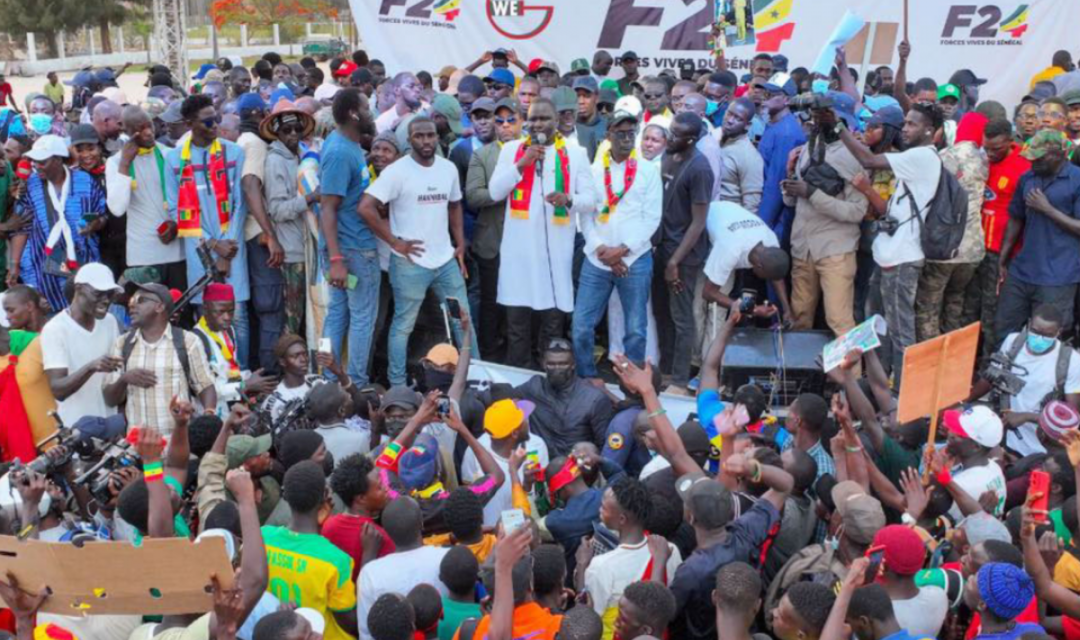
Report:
871,216,901,237
790,92,835,112
982,353,1028,397
74,440,140,507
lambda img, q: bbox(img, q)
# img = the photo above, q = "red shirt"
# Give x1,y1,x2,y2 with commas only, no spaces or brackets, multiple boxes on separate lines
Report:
0,83,11,106
983,144,1031,253
321,513,396,582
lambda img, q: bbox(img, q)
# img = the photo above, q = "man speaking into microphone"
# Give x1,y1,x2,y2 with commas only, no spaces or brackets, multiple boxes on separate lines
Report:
489,97,596,369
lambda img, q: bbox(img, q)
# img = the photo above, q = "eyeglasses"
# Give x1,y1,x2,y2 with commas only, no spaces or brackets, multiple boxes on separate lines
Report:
200,116,220,129
612,129,638,140
495,116,518,125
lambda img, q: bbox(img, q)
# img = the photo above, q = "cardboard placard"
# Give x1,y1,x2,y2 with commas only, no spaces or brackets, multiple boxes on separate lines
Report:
0,535,233,615
896,322,980,425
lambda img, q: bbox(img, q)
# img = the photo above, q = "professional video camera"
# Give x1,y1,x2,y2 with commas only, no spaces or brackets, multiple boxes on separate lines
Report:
982,353,1028,397
73,440,140,507
790,92,835,113
170,241,228,322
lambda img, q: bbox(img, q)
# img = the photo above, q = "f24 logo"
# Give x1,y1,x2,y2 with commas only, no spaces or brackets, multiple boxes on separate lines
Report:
379,0,459,21
598,0,713,51
942,5,1030,39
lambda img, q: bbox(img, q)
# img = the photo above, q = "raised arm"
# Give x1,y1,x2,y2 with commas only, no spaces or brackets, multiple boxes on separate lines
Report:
701,308,741,393
894,41,912,114
447,406,505,491
839,127,891,171
448,309,472,403
133,425,175,539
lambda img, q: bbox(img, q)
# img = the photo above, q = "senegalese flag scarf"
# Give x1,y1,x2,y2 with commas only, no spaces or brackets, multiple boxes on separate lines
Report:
177,138,231,238
600,149,638,224
197,317,241,381
510,134,570,226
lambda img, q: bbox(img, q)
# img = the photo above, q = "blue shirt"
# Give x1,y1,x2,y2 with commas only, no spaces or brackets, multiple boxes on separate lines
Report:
164,138,249,302
974,623,1045,640
758,113,807,235
14,168,104,312
318,129,376,253
881,630,935,640
1008,162,1080,286
601,406,652,478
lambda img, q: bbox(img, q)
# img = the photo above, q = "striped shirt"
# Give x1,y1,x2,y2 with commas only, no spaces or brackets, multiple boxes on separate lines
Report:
13,169,104,311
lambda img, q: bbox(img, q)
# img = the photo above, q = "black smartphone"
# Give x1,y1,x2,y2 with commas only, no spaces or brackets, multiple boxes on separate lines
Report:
446,297,463,320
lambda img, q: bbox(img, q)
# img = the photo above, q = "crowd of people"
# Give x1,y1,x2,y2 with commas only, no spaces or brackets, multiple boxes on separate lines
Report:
0,30,1079,640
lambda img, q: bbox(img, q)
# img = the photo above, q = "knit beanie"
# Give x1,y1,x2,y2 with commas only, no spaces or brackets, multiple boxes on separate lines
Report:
977,562,1034,620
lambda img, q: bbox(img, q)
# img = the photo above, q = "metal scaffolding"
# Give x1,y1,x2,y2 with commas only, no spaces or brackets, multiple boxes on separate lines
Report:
153,0,189,81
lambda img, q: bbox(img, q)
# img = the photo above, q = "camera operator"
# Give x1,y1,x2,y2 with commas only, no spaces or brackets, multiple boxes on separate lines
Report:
700,201,792,330
969,303,1080,457
781,91,868,340
839,102,945,387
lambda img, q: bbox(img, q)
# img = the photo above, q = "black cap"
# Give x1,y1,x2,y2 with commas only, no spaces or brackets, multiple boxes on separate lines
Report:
135,283,174,315
949,69,987,87
69,124,101,147
492,48,509,58
598,88,619,106
495,97,520,113
621,51,639,61
470,97,497,115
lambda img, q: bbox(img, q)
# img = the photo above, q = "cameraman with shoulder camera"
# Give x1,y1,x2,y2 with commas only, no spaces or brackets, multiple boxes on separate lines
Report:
839,101,944,387
781,90,868,339
970,303,1080,457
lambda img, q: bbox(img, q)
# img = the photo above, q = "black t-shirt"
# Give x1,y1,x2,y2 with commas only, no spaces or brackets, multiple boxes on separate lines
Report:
656,150,715,266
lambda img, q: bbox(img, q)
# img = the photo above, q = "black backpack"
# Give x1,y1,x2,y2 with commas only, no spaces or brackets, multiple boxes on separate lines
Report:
901,158,969,261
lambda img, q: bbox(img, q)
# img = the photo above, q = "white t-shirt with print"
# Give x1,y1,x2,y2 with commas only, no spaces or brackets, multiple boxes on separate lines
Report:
703,201,779,288
872,146,942,268
41,311,120,426
949,462,1006,521
999,333,1080,456
365,154,462,270
461,432,550,528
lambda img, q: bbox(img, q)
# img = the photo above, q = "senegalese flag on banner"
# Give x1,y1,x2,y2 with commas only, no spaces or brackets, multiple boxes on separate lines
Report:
434,0,460,22
753,0,795,52
998,4,1029,38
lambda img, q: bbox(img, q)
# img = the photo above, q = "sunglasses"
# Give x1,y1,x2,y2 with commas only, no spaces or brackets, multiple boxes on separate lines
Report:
495,116,518,125
546,338,573,352
643,93,666,100
278,124,304,135
200,116,221,129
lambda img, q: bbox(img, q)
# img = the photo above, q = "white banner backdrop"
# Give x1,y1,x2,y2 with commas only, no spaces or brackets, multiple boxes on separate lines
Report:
353,0,1065,109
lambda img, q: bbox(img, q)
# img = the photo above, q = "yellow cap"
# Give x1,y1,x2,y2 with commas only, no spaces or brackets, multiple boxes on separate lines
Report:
424,343,459,367
484,399,525,439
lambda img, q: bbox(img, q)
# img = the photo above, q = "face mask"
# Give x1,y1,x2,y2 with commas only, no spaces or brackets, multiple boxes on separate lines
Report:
546,368,575,390
29,114,53,135
423,367,455,393
812,79,830,95
705,100,719,117
824,535,840,551
385,419,410,437
1027,332,1056,355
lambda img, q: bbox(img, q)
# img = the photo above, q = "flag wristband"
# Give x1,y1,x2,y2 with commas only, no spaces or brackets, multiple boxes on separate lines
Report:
376,442,403,471
143,461,165,483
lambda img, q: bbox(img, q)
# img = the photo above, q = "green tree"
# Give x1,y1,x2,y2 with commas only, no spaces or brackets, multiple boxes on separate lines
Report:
0,0,92,58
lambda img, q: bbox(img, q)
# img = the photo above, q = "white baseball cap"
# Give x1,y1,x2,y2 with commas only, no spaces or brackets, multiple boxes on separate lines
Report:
614,95,643,119
314,84,341,104
944,405,1003,448
24,135,70,162
296,607,326,635
73,263,122,293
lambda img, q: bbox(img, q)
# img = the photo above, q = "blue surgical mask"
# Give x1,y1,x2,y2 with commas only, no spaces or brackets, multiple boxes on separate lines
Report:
705,100,719,117
28,114,53,135
812,79,830,95
1027,332,1056,355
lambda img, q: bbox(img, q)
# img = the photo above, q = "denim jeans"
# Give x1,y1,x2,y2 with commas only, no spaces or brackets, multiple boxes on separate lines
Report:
321,247,381,385
388,255,477,386
878,260,923,389
248,238,285,371
572,254,652,378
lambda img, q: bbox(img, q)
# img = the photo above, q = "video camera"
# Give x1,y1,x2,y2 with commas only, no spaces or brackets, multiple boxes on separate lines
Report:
170,241,228,322
790,92,835,113
982,353,1028,397
73,441,140,507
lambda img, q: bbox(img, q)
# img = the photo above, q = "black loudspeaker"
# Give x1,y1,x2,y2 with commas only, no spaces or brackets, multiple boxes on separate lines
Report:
720,328,833,407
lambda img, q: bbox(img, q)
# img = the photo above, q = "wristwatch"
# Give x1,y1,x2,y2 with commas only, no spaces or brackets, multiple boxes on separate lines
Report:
901,512,917,526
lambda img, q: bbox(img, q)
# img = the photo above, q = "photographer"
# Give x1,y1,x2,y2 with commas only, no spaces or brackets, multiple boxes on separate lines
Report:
839,102,944,387
781,91,868,339
970,303,1080,457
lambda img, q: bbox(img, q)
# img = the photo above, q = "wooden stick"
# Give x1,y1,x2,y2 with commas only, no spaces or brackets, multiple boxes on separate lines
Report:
903,0,909,42
922,337,949,484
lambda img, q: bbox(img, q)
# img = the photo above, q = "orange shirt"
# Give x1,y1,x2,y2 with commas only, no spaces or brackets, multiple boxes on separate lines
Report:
454,602,562,640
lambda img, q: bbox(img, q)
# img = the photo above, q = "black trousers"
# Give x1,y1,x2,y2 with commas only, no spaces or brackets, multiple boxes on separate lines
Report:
505,307,566,370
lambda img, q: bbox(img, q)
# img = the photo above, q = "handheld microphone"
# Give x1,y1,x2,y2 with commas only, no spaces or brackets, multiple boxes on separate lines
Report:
534,132,547,176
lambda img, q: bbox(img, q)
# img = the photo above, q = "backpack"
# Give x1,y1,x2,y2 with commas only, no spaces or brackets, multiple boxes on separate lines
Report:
121,325,210,396
1001,329,1072,411
901,158,969,261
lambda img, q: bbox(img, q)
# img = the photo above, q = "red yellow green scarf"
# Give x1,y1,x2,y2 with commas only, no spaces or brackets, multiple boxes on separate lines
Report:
600,149,638,224
177,138,231,238
510,134,570,226
198,317,241,380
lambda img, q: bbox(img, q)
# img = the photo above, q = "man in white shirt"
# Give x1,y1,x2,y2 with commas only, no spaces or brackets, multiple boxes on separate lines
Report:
573,108,662,381
972,303,1080,456
943,405,1007,519
105,106,187,291
461,399,550,527
489,97,597,369
359,116,476,387
840,102,944,386
42,263,123,426
701,202,792,325
357,497,449,640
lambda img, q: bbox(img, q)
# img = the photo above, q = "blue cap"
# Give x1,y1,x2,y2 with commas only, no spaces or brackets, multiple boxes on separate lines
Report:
762,72,797,97
65,70,95,87
573,76,599,94
94,68,117,86
192,63,217,81
863,94,900,113
828,91,859,130
867,105,905,130
398,434,440,491
268,87,295,109
72,414,128,442
485,68,515,87
772,54,790,72
236,92,267,116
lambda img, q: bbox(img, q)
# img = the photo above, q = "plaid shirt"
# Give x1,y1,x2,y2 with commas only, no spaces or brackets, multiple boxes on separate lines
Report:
107,328,215,434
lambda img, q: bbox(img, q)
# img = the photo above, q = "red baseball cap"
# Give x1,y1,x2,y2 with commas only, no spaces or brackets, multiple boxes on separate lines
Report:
334,60,358,78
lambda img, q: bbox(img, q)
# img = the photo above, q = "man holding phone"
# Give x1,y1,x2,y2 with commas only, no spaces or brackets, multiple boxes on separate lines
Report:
360,117,476,386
